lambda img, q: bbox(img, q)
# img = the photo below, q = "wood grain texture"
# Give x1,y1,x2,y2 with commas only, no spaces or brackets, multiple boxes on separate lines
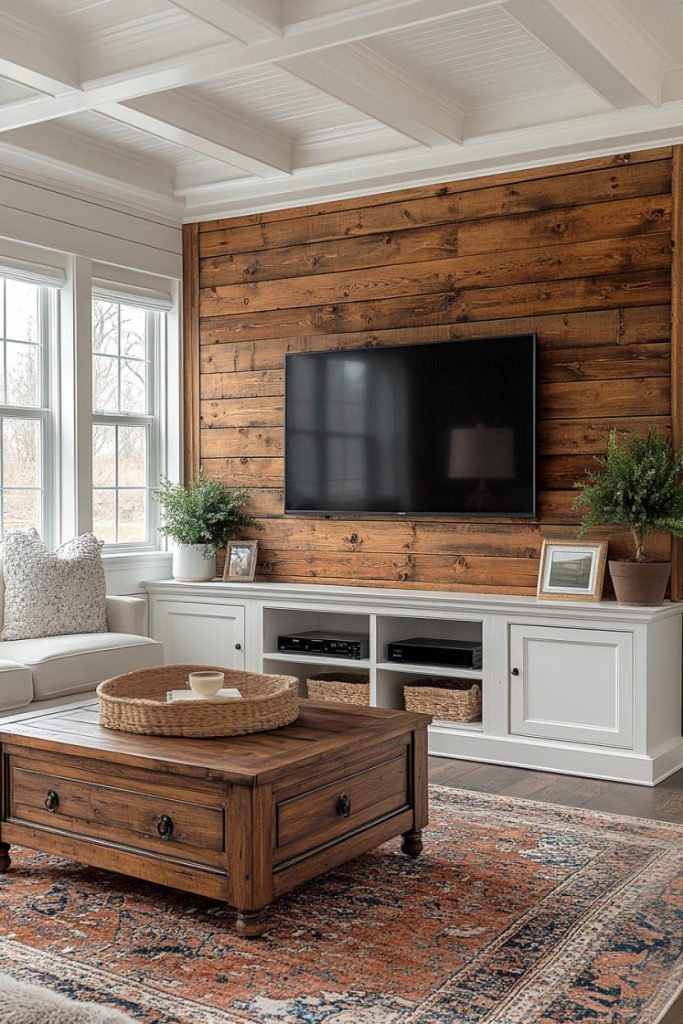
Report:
670,146,683,601
189,149,675,596
183,223,201,482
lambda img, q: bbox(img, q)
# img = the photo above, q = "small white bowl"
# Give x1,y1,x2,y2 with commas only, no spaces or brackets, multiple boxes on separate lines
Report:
188,671,225,698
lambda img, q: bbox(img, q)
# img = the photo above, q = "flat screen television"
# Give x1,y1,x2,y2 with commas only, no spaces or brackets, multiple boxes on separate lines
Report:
284,335,536,517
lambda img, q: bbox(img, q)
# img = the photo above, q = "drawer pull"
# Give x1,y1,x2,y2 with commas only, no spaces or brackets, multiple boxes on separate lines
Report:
44,789,59,814
157,815,174,841
336,793,352,818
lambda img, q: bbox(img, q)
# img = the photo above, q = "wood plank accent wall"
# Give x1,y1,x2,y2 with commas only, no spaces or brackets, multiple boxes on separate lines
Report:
185,146,680,596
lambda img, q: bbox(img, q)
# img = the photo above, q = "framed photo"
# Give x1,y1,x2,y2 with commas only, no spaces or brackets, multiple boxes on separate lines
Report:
537,540,607,602
223,540,259,582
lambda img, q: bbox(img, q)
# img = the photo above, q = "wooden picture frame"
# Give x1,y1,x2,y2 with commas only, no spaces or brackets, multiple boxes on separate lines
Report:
223,540,258,582
537,540,607,602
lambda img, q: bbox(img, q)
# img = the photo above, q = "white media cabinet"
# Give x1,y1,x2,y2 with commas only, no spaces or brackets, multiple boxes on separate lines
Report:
144,580,683,786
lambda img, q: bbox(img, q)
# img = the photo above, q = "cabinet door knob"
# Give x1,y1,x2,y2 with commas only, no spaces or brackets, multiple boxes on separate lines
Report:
511,667,520,676
157,815,174,841
336,793,352,818
44,789,59,814
235,643,242,650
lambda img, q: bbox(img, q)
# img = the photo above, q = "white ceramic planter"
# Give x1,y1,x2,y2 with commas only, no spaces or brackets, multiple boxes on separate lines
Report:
172,543,216,582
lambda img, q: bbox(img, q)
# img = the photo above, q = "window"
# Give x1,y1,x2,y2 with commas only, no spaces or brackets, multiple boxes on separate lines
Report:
91,299,163,546
0,276,54,538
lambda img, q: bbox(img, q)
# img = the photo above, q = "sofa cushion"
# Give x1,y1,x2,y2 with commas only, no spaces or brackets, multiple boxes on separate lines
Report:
0,633,163,701
2,530,107,641
0,659,32,712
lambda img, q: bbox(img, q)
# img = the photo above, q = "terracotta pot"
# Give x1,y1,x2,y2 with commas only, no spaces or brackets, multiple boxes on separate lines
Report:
608,560,671,606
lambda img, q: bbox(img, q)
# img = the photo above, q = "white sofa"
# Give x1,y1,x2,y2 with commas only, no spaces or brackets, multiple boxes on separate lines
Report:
0,595,164,713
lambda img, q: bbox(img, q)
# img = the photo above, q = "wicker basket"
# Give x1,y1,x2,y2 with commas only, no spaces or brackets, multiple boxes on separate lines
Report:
97,664,300,738
306,671,370,706
403,677,482,723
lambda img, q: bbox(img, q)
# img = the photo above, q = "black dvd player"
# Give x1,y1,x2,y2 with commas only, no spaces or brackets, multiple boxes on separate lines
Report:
387,637,482,669
277,630,370,660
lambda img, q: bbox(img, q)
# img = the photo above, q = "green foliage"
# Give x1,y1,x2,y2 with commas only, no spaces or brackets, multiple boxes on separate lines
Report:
152,475,260,554
574,429,683,561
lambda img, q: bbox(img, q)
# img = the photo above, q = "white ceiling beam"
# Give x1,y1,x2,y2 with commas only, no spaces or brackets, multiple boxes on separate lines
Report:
169,0,282,43
0,122,172,196
280,44,464,146
0,0,496,133
97,93,292,176
503,0,666,108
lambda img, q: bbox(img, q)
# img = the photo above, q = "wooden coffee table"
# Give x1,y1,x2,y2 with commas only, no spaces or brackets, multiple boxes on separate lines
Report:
0,699,430,936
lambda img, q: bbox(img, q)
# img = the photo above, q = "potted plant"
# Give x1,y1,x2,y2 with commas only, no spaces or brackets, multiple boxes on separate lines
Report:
153,476,260,582
573,429,683,605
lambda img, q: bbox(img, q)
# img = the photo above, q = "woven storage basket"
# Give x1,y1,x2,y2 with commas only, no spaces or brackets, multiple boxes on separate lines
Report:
403,677,482,723
306,671,370,706
97,664,300,738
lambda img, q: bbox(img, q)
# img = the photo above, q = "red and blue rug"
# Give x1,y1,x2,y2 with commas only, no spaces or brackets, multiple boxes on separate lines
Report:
1,786,681,1023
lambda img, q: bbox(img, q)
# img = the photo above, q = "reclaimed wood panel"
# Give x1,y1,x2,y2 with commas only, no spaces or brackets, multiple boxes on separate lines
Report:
199,270,670,344
200,234,671,317
189,148,676,597
183,223,200,482
199,163,672,286
199,306,672,372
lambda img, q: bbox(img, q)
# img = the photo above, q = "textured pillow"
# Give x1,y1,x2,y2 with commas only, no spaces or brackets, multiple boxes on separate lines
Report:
0,973,134,1023
1,530,107,641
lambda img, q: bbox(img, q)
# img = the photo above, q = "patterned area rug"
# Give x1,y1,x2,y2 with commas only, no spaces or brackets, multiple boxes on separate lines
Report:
0,786,681,1024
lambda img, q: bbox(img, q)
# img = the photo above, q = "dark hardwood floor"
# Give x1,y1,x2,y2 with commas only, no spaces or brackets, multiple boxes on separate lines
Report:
429,756,683,822
429,757,683,1024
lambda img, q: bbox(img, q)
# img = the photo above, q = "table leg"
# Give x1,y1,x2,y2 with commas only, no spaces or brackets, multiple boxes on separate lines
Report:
401,829,423,858
0,843,11,872
235,907,269,938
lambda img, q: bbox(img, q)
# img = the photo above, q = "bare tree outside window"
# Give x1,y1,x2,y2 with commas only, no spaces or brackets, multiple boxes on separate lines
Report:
0,277,47,536
92,299,161,545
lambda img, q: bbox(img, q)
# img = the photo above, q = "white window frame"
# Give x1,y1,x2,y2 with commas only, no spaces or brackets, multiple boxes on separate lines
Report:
0,277,58,547
91,301,167,552
0,245,179,572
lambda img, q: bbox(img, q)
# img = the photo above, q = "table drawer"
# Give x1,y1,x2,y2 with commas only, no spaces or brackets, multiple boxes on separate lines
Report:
276,749,409,860
8,757,225,867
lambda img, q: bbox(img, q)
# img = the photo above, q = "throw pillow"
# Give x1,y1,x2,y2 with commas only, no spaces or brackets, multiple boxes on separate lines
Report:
0,974,134,1023
1,530,107,641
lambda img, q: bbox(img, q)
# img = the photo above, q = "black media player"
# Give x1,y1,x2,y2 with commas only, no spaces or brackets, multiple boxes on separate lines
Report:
387,637,482,669
277,630,370,660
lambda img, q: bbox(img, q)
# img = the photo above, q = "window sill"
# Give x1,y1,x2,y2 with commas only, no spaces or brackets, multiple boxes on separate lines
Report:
102,549,172,595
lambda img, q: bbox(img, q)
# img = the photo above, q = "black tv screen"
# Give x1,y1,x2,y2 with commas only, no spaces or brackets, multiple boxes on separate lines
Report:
284,335,536,517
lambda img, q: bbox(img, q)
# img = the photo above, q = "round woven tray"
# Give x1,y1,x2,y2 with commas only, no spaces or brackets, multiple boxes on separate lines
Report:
97,664,300,737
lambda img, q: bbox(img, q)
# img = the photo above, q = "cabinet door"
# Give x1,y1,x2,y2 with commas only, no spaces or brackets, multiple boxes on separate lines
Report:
152,600,246,669
509,624,633,748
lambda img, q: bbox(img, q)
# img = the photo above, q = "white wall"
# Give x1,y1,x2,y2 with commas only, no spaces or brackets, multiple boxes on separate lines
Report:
0,171,182,280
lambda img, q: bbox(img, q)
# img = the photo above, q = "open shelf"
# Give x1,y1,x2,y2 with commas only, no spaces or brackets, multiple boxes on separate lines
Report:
262,604,485,731
263,654,372,700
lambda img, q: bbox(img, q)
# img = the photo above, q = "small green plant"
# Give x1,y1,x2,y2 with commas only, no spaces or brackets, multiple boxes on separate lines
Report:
574,429,683,561
152,475,260,554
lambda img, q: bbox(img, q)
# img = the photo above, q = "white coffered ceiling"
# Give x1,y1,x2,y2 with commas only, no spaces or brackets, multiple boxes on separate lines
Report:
1,0,683,224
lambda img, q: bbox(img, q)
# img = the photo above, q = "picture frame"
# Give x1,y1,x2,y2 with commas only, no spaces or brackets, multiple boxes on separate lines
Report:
223,540,259,582
537,539,607,602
